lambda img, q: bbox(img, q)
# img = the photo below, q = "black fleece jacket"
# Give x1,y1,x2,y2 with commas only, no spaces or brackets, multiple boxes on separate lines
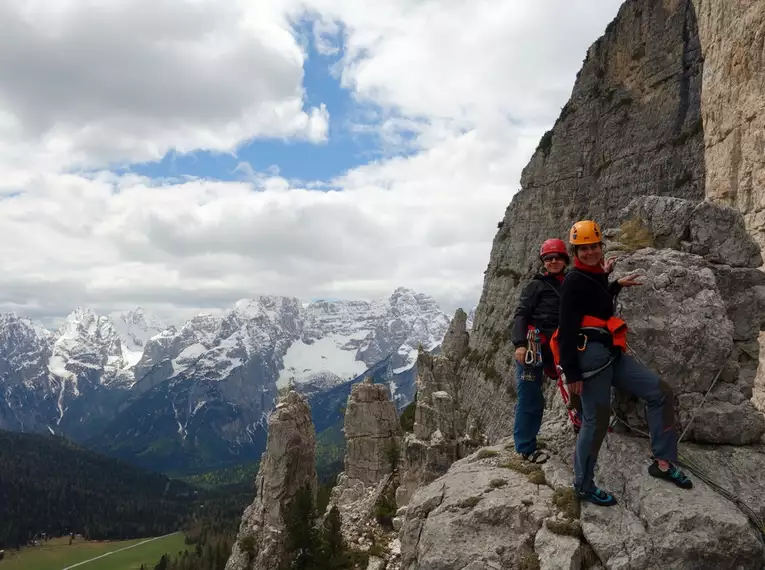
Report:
557,269,622,384
510,272,564,351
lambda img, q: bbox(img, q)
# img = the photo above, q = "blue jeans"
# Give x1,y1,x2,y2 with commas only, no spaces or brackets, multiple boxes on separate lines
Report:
513,362,545,455
574,341,677,493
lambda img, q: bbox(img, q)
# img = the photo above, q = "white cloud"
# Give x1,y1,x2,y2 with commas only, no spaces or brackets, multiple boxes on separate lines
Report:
0,0,624,326
0,0,327,174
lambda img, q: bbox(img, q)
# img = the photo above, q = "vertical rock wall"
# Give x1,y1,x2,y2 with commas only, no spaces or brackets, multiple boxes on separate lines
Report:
695,0,765,249
461,0,708,441
693,0,765,414
343,377,403,486
225,391,317,570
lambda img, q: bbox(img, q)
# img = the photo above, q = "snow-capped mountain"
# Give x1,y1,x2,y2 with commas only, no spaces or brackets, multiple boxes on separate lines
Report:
0,314,56,433
279,288,451,388
0,288,453,474
109,308,167,357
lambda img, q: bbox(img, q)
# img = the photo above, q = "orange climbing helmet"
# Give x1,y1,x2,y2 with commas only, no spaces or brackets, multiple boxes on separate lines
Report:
569,220,602,245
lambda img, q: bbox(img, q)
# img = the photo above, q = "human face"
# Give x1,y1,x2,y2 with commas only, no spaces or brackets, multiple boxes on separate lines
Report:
576,243,603,266
542,254,567,275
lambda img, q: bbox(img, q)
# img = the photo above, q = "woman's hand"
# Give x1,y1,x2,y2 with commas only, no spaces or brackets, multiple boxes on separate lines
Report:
515,346,527,364
603,256,617,273
617,272,642,287
568,380,583,395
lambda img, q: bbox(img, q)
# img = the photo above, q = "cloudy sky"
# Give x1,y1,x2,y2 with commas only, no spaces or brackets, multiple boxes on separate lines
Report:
0,0,624,327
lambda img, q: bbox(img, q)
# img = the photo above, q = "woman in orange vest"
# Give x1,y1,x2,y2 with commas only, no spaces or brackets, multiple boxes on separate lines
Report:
556,220,693,506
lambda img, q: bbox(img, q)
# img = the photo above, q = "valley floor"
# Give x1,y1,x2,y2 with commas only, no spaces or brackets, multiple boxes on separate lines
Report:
0,532,187,570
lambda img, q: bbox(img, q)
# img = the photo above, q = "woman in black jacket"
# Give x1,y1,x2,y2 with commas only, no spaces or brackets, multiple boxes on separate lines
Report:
510,238,570,464
557,219,692,507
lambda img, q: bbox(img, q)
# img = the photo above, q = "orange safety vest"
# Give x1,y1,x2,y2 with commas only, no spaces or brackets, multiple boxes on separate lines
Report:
549,315,628,368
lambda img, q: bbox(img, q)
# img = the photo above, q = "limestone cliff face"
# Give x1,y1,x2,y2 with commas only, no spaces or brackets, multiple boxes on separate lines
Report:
462,0,709,441
694,0,765,250
692,0,765,417
225,391,317,570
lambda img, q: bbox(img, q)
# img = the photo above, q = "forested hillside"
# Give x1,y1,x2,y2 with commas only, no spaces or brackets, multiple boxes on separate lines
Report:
0,429,197,549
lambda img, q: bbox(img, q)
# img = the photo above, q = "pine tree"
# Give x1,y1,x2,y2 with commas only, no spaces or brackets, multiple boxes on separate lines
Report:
321,506,344,564
284,485,318,570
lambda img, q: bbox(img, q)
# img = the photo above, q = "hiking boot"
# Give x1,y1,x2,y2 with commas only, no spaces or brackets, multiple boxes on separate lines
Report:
577,487,617,507
648,461,693,489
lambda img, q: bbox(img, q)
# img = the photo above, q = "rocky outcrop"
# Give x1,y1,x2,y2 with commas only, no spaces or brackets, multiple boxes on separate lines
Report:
225,391,317,570
400,442,555,570
344,377,403,486
397,310,484,506
462,0,707,442
399,420,765,570
325,379,403,568
607,196,765,444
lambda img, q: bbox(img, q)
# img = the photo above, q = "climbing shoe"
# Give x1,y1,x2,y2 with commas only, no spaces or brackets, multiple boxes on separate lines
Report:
577,487,617,507
648,461,693,489
520,449,549,464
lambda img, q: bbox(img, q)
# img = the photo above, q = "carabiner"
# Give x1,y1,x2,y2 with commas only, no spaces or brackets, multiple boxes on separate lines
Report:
577,334,588,352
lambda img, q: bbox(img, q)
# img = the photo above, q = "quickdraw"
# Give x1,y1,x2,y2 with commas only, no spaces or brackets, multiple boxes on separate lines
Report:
521,327,544,381
525,327,544,366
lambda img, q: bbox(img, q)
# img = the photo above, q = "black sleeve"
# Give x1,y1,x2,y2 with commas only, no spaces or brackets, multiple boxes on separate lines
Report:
608,280,622,299
558,274,586,384
510,281,539,347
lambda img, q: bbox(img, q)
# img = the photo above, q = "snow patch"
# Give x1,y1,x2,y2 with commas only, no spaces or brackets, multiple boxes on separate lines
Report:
277,334,368,388
48,354,75,381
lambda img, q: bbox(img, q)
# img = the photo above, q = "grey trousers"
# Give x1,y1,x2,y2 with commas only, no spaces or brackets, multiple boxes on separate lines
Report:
573,341,677,493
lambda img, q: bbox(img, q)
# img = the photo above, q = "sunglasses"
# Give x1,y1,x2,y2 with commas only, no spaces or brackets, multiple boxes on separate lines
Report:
542,254,566,262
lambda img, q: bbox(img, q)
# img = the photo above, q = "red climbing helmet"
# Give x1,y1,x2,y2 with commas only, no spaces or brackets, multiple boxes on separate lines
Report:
539,238,569,261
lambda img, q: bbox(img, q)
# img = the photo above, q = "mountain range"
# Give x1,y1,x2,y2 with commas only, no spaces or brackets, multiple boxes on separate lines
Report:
0,288,454,474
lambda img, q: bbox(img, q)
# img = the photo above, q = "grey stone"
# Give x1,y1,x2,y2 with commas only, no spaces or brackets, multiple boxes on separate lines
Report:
612,248,765,443
581,435,765,570
618,196,763,268
534,524,581,570
399,446,555,570
398,348,483,506
344,377,403,486
441,309,470,362
694,0,765,255
225,391,317,570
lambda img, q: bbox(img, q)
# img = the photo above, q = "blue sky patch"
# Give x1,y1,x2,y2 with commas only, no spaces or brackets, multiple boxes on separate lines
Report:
119,17,417,186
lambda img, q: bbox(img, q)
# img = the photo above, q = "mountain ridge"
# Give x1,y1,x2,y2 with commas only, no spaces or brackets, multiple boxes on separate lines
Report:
0,287,454,474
